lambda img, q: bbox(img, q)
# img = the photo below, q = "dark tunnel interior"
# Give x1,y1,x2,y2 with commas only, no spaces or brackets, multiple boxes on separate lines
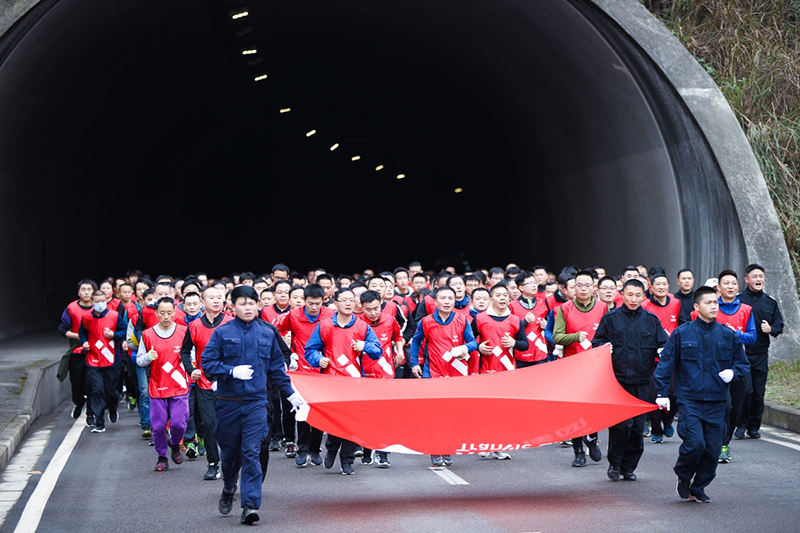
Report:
0,0,747,334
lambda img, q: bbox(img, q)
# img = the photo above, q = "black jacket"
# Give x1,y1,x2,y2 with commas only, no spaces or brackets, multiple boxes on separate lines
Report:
593,305,669,384
736,287,783,362
673,290,694,325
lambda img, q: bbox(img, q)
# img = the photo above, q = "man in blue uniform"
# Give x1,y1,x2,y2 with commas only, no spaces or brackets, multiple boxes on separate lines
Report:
653,286,749,503
202,286,304,525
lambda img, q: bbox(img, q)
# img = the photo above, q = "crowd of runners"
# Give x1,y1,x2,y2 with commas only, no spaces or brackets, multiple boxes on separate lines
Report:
57,261,784,522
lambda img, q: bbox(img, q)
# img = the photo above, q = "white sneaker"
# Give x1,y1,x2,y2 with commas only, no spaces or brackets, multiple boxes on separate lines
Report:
478,452,490,458
490,452,511,460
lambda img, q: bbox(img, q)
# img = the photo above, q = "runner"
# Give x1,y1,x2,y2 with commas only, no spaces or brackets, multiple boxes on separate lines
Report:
58,279,97,427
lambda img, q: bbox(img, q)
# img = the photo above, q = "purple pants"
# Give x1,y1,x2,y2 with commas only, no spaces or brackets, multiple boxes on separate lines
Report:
150,394,189,459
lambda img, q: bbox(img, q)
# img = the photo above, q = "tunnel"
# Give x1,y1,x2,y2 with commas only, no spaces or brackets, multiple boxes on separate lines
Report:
0,0,797,359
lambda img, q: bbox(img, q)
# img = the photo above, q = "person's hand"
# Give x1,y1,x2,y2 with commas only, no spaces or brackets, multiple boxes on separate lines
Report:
288,353,299,371
656,397,670,411
287,391,305,411
538,318,547,330
319,357,330,369
725,323,737,332
452,345,468,360
525,312,536,324
352,340,365,352
393,352,404,367
500,333,515,348
148,349,158,361
82,341,90,351
761,320,772,333
719,369,734,383
103,327,114,340
411,365,423,378
231,365,254,380
191,369,202,381
478,341,493,356
578,331,588,342
122,340,128,352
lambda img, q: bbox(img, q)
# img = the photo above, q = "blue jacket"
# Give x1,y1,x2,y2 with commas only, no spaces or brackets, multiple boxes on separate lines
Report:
718,297,757,345
304,313,382,371
654,317,750,403
201,317,294,401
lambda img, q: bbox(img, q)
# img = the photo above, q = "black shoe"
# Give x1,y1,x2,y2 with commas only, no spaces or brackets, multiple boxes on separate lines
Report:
621,472,637,481
71,404,83,419
241,506,260,524
86,414,95,427
218,488,236,515
295,452,309,467
442,455,453,467
341,462,355,475
269,437,281,451
91,425,106,433
108,408,118,424
361,450,374,465
747,429,761,439
376,452,391,468
733,427,746,440
585,437,602,462
324,451,336,469
572,452,586,467
690,490,711,503
607,464,620,481
204,462,220,480
676,476,691,499
309,452,322,466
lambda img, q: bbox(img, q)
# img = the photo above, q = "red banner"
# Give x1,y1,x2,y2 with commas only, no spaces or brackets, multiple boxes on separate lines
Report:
290,344,656,455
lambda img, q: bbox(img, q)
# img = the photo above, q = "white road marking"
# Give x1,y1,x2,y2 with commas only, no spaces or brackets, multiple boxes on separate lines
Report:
764,428,800,444
429,466,469,485
760,436,800,453
0,428,51,528
14,417,83,533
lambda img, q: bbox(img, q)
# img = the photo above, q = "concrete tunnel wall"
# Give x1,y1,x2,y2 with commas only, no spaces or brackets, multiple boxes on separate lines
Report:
0,0,797,361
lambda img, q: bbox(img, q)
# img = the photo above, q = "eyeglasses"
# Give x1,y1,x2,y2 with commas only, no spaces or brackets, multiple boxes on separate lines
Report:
336,298,355,303
575,283,593,289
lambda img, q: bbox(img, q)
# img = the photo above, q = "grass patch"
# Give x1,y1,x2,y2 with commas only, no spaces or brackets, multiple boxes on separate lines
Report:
766,359,800,408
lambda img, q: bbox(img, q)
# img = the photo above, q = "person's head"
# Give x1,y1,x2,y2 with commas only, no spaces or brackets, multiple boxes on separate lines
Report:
289,285,305,309
471,287,490,312
433,272,449,288
196,272,208,286
621,266,640,282
506,278,520,300
636,265,648,278
464,274,480,296
394,268,410,290
717,269,739,302
544,280,557,295
333,287,356,317
118,282,133,303
155,282,173,300
532,266,548,286
693,286,719,322
77,279,98,303
99,280,114,301
253,278,269,295
202,285,224,316
650,272,670,300
231,286,259,322
515,271,537,298
183,291,202,316
366,276,386,298
239,271,255,286
273,280,292,308
597,276,617,305
592,266,606,279
290,273,308,287
316,274,335,300
622,279,645,311
408,261,422,274
135,279,152,300
350,283,367,313
259,287,274,308
303,284,325,317
182,280,201,296
142,288,157,306
412,273,428,293
360,290,383,323
90,289,107,313
337,275,352,288
434,286,456,315
156,297,176,328
505,265,521,278
489,282,510,311
126,269,141,285
574,270,595,303
488,267,505,287
271,263,290,280
447,274,466,300
744,264,766,293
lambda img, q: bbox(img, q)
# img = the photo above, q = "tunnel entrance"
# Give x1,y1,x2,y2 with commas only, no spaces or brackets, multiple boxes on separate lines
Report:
4,0,797,360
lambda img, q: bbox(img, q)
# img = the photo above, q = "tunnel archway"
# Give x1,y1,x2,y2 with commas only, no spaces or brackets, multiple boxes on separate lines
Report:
0,0,797,359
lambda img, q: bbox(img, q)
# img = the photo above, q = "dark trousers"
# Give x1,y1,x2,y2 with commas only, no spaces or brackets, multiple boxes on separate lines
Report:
215,399,269,510
297,421,323,454
675,400,725,493
607,382,648,473
185,386,197,441
740,365,768,431
195,387,220,463
123,357,139,401
269,388,296,442
648,377,677,436
723,374,751,445
86,365,121,427
68,352,92,415
325,434,357,465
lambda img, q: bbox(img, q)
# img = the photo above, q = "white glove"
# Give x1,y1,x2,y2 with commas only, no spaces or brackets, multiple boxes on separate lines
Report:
211,381,217,391
231,365,254,380
289,353,299,371
287,391,305,411
656,397,670,411
719,369,734,383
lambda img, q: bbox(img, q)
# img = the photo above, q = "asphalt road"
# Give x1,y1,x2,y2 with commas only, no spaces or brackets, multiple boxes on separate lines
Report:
2,402,799,533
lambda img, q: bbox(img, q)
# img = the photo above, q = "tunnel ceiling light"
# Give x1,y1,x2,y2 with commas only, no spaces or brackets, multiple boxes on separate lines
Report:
279,108,291,113
232,11,249,19
306,130,316,137
242,49,257,55
397,174,406,180
254,74,268,81
351,155,361,161
454,187,463,193
330,143,339,151
375,165,384,171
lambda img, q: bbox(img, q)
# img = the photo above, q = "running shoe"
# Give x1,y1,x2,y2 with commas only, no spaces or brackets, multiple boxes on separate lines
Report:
733,427,746,440
284,442,297,458
664,424,675,437
295,452,309,467
154,457,169,472
490,452,511,460
126,397,136,411
309,452,323,466
241,506,259,524
690,490,711,503
204,462,220,480
71,404,82,419
91,426,106,433
361,450,374,466
324,451,336,469
430,455,444,467
585,436,602,462
185,441,198,459
621,472,637,481
643,420,651,437
341,462,355,475
718,445,731,463
377,452,391,468
607,464,620,481
269,437,281,451
142,426,152,439
651,435,663,444
571,452,586,467
86,414,95,428
171,444,184,465
219,488,236,515
108,408,118,424
746,429,761,439
354,447,363,458
197,437,206,456
442,455,453,467
676,476,691,499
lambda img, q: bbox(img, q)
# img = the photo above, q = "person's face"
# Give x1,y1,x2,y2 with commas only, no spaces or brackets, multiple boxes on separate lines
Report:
544,284,557,296
363,299,382,323
472,291,489,312
338,278,351,288
261,291,275,307
203,289,224,315
144,294,157,306
272,270,289,281
490,287,509,310
435,290,455,314
197,275,208,286
318,279,334,299
637,266,648,278
695,294,719,322
274,284,290,307
623,286,644,311
575,275,594,302
289,289,305,309
351,287,367,312
367,279,386,298
395,272,409,290
595,268,606,278
445,266,456,275
225,282,235,292
564,279,577,300
174,280,184,296
745,269,765,292
135,282,148,300
253,282,268,294
100,283,114,301
622,270,639,282
119,285,133,303
78,283,95,303
127,274,139,285
719,275,739,301
533,269,548,286
519,276,537,298
465,279,479,296
597,280,617,304
412,276,427,292
506,280,520,300
91,293,105,306
383,284,395,301
651,277,669,298
305,296,323,317
114,279,125,291
183,295,202,316
241,278,254,287
334,292,355,316
155,285,171,299
448,278,466,299
156,303,175,328
234,297,259,322
409,265,422,274
489,272,504,287
677,271,695,292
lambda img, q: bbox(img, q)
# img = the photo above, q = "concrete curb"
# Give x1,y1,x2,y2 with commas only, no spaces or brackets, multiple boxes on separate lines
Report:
763,401,800,434
0,360,70,471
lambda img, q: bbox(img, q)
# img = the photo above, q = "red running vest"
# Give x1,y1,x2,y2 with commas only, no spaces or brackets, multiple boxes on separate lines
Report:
67,301,93,354
691,302,753,332
559,300,607,357
262,304,290,325
642,297,681,335
278,306,334,373
421,312,471,378
141,324,189,398
360,314,402,379
317,318,371,378
188,314,233,389
474,313,522,373
82,311,119,368
509,298,549,362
